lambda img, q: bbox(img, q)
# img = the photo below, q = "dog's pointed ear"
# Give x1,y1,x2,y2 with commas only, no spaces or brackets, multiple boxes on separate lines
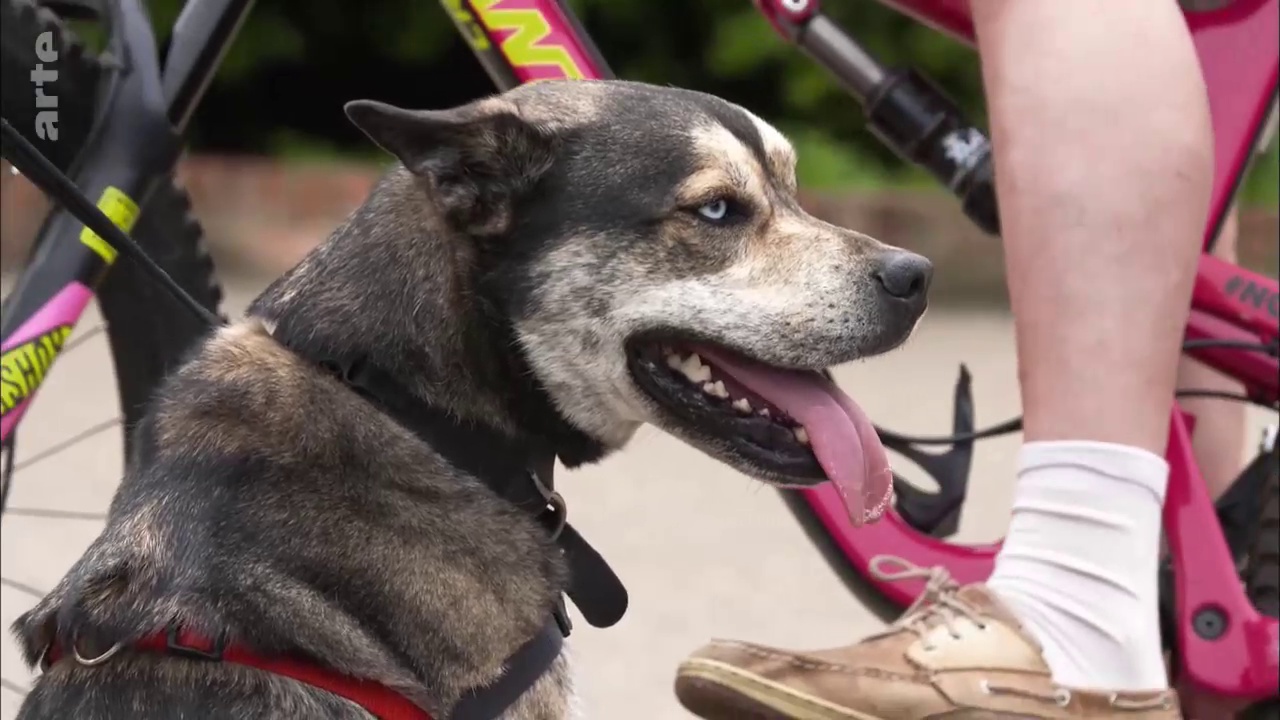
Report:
345,98,557,235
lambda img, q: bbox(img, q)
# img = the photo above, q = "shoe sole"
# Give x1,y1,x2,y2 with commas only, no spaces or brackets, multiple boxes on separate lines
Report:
674,658,881,720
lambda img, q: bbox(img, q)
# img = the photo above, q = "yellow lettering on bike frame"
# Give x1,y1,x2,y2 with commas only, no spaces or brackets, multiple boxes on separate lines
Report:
442,0,492,52
472,0,584,80
0,325,71,416
78,186,140,264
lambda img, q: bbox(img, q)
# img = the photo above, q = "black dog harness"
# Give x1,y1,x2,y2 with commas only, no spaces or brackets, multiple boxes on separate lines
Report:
308,351,629,718
322,354,629,628
41,346,628,720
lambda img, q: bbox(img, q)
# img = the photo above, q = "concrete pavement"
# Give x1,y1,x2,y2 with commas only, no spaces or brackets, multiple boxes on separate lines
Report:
1,276,1272,719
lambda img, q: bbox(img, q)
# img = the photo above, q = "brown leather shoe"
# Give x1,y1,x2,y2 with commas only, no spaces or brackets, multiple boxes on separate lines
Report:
674,558,1180,720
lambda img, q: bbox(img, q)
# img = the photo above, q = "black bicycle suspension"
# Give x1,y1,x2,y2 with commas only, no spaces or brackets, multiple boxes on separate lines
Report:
757,0,1000,237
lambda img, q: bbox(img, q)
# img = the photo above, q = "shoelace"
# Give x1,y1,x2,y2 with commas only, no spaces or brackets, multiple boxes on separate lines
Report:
866,555,1176,713
867,556,987,647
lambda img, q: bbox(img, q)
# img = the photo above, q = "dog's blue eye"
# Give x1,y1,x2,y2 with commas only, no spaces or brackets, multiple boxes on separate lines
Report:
697,199,730,222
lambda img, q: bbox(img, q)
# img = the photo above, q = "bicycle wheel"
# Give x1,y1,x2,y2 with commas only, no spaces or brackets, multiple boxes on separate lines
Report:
1241,442,1280,716
1,0,223,444
1245,440,1279,619
1,0,223,702
1243,700,1280,720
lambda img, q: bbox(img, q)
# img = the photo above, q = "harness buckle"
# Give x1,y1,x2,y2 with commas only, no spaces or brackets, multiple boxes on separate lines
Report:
553,596,573,636
166,625,225,661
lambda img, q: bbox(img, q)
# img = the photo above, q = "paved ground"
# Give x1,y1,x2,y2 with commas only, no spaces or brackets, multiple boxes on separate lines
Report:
1,275,1273,719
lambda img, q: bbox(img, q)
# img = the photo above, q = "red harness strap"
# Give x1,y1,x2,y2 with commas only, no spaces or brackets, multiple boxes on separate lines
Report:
45,617,564,720
45,628,432,720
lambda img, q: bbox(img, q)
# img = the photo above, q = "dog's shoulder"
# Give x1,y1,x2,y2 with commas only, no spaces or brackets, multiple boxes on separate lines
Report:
145,319,335,460
8,321,322,660
13,315,567,705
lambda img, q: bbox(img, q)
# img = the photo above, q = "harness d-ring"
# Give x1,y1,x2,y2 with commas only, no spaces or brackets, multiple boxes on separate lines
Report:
543,492,567,540
73,640,124,666
529,469,568,540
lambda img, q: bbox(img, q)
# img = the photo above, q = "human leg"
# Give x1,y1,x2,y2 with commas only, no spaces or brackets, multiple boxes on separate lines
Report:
972,0,1213,692
972,0,1211,452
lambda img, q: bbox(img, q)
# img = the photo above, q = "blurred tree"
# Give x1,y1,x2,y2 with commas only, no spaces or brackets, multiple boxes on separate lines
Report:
145,0,1275,202
147,0,981,184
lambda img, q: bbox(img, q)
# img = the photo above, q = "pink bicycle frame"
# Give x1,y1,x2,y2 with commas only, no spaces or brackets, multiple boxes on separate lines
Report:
778,0,1280,710
453,0,1280,708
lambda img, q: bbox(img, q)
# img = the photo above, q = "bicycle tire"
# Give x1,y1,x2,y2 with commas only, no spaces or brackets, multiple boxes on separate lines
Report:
1241,444,1280,717
1,0,102,174
94,179,224,455
1242,700,1280,720
1244,443,1279,619
2,0,223,458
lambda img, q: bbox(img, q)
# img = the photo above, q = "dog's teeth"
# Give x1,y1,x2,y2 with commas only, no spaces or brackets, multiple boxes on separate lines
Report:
680,354,712,383
793,427,810,445
732,398,752,413
757,408,771,418
666,353,682,370
702,380,728,399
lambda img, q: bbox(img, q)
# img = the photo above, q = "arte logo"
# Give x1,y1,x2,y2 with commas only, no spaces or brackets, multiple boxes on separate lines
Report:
471,0,585,80
31,31,59,140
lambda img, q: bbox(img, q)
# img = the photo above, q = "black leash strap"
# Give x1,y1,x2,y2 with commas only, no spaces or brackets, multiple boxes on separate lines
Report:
0,118,222,328
557,524,627,629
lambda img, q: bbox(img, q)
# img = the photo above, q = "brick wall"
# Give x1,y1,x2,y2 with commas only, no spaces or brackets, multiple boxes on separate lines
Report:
2,156,1276,303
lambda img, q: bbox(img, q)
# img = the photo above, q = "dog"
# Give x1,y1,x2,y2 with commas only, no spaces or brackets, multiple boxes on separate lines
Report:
12,79,931,719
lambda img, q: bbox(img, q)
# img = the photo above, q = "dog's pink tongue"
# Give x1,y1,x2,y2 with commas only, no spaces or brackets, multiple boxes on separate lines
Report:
695,347,892,526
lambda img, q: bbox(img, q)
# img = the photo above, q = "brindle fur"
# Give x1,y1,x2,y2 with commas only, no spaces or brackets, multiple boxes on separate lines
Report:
12,80,925,719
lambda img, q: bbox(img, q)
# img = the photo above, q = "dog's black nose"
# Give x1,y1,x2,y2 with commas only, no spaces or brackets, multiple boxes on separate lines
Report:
873,251,933,301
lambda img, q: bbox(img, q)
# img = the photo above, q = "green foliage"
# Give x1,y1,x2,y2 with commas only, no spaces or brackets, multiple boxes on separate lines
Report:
140,0,1275,207
1243,141,1279,207
569,0,986,190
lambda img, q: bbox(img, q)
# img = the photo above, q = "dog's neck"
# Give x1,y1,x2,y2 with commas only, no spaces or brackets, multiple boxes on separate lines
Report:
247,168,606,469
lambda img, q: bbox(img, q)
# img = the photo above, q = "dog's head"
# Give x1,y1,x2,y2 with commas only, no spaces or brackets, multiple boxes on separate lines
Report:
342,80,929,513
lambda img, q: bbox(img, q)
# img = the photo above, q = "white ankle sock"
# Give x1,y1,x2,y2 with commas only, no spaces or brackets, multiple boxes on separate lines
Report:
986,440,1169,691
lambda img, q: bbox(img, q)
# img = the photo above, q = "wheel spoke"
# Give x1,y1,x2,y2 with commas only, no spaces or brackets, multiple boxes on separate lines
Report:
12,417,120,473
61,323,105,355
2,507,105,521
0,577,45,600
